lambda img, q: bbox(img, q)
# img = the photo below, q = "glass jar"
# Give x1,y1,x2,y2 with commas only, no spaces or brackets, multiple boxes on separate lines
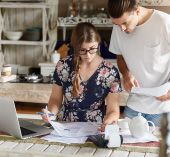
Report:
67,0,76,17
76,0,81,17
89,0,95,17
67,0,73,17
80,0,88,18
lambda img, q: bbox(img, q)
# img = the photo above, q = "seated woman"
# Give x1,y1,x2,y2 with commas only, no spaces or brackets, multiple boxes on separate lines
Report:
41,22,122,131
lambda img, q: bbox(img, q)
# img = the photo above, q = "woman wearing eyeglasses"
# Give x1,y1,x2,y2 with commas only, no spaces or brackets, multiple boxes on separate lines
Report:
41,22,122,131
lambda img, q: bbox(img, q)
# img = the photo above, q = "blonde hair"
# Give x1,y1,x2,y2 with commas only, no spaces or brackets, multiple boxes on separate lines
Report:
71,22,101,98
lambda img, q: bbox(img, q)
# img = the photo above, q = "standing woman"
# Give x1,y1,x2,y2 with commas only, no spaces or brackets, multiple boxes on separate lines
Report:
41,22,122,131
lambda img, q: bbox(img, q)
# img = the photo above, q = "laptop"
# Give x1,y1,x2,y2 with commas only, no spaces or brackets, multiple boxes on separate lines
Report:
0,97,52,139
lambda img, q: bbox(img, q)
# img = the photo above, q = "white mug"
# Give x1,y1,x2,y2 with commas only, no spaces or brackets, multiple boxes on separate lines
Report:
118,119,129,131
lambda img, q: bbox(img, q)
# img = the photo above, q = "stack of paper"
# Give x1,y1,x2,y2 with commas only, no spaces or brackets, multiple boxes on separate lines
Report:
42,130,88,144
41,107,103,144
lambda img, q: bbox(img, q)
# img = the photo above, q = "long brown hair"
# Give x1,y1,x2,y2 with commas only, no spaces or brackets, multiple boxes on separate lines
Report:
108,0,138,18
71,22,101,98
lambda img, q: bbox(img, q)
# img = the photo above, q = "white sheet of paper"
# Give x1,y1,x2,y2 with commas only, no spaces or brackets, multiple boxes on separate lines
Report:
41,132,88,144
45,106,101,137
119,130,159,143
131,82,170,97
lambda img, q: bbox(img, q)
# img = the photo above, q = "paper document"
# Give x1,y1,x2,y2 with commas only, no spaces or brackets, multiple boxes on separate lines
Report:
45,106,102,137
41,130,88,144
119,130,158,143
131,82,170,97
42,106,103,144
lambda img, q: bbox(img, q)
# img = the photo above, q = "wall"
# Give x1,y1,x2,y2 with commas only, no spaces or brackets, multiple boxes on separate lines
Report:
57,0,170,41
58,0,170,17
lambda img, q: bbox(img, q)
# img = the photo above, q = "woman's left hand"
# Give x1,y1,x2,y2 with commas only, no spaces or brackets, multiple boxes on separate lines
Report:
97,124,106,132
97,120,117,132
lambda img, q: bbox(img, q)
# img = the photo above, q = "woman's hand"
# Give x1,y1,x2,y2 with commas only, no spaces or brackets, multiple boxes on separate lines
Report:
97,112,118,132
41,108,56,123
97,120,117,132
98,93,119,131
97,124,106,132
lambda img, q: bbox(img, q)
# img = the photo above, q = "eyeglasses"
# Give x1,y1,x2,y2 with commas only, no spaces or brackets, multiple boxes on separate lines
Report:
80,47,98,55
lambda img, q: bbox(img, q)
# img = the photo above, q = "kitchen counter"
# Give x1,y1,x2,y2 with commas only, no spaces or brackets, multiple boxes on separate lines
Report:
0,82,128,106
0,83,53,103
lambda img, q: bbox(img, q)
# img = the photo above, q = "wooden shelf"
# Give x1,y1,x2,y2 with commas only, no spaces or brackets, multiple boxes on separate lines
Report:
0,40,50,46
0,2,50,9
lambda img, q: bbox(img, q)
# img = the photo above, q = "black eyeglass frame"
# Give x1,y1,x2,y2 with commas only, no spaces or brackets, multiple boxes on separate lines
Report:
79,46,99,55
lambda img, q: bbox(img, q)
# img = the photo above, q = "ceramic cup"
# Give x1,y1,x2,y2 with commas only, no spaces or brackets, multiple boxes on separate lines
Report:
118,119,129,131
2,66,12,76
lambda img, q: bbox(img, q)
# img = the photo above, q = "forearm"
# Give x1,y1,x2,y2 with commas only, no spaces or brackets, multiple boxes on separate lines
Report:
117,55,130,77
47,84,63,116
104,93,120,124
103,110,119,125
117,55,139,90
48,96,63,116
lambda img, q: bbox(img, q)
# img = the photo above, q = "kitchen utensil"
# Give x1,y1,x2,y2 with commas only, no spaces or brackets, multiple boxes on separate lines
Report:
118,119,129,131
5,31,23,40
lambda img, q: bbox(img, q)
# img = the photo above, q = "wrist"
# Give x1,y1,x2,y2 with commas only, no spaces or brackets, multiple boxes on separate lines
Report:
104,112,119,125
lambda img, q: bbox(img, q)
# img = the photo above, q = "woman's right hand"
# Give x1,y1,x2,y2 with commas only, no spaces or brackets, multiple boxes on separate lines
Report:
41,108,55,123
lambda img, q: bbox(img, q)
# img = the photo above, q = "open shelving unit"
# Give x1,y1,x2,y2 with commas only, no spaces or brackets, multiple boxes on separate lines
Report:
0,2,52,65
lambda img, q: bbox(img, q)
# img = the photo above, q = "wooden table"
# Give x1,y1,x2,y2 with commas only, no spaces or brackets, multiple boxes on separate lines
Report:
0,119,161,157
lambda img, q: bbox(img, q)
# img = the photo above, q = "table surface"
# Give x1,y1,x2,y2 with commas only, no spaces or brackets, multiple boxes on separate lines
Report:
0,142,160,157
0,119,162,157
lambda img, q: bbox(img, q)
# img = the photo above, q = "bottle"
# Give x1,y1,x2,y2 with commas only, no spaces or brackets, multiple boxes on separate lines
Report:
89,0,94,17
81,0,88,18
76,0,81,17
67,0,73,17
51,50,60,64
0,50,4,76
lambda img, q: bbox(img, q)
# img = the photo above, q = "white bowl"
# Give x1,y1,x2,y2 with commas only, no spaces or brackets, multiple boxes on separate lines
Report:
5,31,23,41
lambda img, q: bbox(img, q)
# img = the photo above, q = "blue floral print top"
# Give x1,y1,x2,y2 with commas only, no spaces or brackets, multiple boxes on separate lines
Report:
53,55,122,123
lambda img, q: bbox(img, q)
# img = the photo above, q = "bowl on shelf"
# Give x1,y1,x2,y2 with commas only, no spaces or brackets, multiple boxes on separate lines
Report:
4,31,23,41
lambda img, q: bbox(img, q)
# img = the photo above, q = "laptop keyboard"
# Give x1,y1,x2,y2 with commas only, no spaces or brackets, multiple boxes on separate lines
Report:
20,127,36,136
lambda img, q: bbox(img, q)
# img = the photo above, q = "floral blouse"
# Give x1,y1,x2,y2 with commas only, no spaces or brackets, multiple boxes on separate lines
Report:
53,55,122,123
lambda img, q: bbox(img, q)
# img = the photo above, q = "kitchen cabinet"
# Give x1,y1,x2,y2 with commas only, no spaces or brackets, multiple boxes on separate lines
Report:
0,2,52,67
